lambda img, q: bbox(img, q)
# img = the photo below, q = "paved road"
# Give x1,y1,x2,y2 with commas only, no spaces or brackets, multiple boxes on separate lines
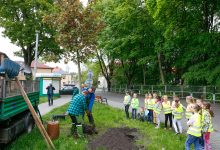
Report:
96,91,220,149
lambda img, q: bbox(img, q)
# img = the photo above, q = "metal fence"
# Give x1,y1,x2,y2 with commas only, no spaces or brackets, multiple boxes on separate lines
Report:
110,85,220,103
0,80,39,98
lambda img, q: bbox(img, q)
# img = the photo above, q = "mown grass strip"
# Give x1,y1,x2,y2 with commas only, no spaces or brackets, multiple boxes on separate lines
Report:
6,102,186,150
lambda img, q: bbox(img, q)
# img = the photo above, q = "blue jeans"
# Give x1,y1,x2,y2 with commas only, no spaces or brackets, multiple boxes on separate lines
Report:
147,109,153,123
124,105,130,119
185,134,201,150
132,109,137,119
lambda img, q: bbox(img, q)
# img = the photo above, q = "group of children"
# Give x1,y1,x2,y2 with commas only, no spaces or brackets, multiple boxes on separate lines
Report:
123,91,214,150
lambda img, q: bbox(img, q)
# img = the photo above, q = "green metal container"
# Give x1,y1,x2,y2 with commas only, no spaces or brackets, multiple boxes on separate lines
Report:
0,92,39,121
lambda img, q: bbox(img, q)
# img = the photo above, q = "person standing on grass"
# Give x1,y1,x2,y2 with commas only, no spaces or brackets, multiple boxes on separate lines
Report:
202,102,214,150
172,97,184,134
185,104,202,150
152,93,157,124
147,93,154,123
162,95,172,129
185,96,194,120
46,83,55,106
66,90,88,139
123,91,131,119
131,93,139,119
86,87,97,133
154,96,162,128
196,99,205,149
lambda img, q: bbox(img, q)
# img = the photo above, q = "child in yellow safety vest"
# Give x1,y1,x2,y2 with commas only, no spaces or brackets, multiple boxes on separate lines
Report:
185,96,194,120
196,99,205,149
154,96,162,128
172,98,184,134
146,93,154,123
202,102,214,150
162,95,172,129
144,94,149,111
131,93,139,119
152,93,157,124
123,91,131,119
185,104,202,150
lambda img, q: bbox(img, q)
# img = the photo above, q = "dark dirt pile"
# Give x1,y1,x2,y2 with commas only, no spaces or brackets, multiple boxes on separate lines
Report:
88,127,139,150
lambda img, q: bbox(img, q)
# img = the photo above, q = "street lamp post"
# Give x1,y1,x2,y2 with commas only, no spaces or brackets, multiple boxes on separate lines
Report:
34,30,39,80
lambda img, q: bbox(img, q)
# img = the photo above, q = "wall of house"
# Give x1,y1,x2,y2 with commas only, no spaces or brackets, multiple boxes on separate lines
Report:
31,68,53,74
61,74,74,87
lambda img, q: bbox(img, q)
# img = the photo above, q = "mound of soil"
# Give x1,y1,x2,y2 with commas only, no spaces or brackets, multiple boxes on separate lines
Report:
88,127,138,150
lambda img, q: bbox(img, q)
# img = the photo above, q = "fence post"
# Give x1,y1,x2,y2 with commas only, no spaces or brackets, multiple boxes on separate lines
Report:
213,93,216,104
213,86,216,104
173,91,175,97
203,86,206,100
141,85,143,95
181,85,183,98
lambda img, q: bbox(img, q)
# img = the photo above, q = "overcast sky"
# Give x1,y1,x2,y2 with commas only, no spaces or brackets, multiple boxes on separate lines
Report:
0,0,88,73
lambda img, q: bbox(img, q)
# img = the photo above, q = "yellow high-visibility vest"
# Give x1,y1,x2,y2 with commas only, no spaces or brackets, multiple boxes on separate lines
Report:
154,102,162,114
162,101,172,114
172,104,183,120
187,113,202,137
202,109,214,132
147,99,155,110
185,110,193,119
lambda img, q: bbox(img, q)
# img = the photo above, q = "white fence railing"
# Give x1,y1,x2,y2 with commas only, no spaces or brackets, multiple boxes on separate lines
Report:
108,85,220,103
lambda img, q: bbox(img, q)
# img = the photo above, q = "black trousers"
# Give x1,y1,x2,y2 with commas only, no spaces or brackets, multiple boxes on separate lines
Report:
124,105,130,118
165,113,172,128
70,115,83,134
47,94,53,106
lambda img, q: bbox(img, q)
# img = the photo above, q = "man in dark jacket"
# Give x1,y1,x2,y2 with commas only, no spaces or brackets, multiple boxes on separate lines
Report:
46,83,55,106
67,90,88,138
86,87,97,133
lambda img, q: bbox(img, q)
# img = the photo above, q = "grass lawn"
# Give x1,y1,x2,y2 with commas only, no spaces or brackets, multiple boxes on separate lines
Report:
6,103,186,150
39,96,59,104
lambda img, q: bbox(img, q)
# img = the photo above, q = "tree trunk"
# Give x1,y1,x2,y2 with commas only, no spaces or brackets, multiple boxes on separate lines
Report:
107,79,111,92
157,52,165,84
76,49,82,93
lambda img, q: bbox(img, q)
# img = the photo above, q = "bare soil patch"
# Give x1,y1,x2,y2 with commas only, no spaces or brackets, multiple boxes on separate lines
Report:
88,127,139,150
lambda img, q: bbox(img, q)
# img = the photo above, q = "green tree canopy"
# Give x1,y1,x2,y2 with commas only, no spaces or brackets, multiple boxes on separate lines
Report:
0,0,62,66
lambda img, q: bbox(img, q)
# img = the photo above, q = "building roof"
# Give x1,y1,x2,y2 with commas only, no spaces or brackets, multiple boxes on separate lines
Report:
31,61,54,69
52,66,68,75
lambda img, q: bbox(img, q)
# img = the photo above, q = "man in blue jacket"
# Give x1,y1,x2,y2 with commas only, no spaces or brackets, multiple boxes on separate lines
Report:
86,87,97,133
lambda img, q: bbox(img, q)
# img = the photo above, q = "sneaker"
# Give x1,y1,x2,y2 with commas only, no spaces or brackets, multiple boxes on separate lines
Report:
155,126,160,129
169,127,172,130
175,132,179,135
164,128,167,130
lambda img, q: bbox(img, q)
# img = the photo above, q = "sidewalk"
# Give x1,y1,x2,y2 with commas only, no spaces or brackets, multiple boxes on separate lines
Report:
38,95,71,116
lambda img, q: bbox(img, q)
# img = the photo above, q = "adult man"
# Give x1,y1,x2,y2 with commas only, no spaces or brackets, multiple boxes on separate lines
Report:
86,87,96,128
46,83,55,106
66,90,88,138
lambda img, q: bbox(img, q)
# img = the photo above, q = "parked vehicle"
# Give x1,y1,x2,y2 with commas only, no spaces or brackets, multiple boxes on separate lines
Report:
59,84,79,95
0,53,40,146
